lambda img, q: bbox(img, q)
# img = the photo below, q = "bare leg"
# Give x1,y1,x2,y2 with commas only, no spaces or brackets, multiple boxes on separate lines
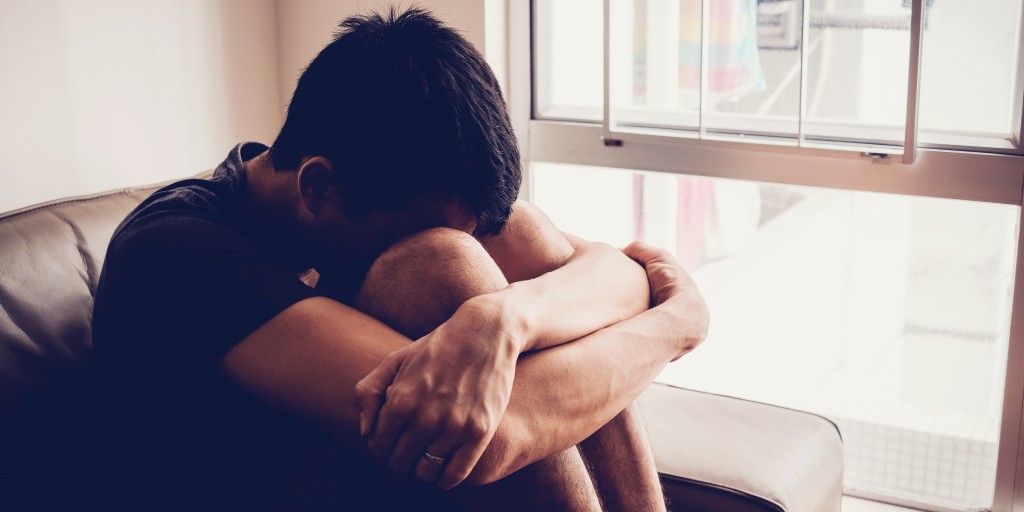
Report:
353,227,506,340
505,235,667,512
354,227,601,512
578,404,667,512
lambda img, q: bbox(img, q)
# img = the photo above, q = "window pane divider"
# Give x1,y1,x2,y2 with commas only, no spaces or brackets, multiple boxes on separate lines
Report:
798,0,811,147
698,0,709,139
903,0,925,164
601,0,615,146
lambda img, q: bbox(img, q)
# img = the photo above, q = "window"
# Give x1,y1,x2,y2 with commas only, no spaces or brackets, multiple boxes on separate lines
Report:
535,0,1022,150
519,1,1024,511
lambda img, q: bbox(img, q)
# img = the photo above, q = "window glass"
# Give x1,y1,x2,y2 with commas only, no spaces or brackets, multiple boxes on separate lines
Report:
609,0,703,133
918,0,1022,142
803,0,911,145
704,0,801,138
536,0,1023,148
611,0,802,138
534,0,603,121
532,161,1019,511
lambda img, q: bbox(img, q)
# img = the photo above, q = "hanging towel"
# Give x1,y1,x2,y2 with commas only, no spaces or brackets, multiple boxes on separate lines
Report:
678,0,766,98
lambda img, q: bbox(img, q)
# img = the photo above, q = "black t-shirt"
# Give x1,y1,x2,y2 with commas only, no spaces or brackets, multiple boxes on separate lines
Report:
89,143,321,510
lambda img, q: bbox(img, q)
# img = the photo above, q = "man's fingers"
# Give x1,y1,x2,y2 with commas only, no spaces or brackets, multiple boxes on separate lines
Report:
389,419,439,474
354,353,402,436
354,384,382,437
622,241,658,264
437,438,489,490
414,436,464,485
369,390,414,460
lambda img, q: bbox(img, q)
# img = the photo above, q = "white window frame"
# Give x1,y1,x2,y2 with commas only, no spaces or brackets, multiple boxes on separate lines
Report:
507,1,1024,511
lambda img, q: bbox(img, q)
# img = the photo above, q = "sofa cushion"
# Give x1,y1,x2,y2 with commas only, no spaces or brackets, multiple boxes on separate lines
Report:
0,176,208,412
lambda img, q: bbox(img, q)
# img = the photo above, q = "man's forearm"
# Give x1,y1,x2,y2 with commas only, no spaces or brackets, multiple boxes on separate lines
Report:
468,295,703,484
485,241,651,353
479,201,650,354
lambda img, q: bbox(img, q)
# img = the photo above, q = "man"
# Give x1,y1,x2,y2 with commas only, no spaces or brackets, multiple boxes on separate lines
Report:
90,7,708,511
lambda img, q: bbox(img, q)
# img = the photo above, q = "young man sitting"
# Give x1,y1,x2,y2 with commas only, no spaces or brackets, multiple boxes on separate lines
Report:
90,8,709,511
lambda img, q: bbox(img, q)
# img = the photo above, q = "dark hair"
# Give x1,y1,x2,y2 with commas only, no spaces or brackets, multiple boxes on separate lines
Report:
269,6,520,236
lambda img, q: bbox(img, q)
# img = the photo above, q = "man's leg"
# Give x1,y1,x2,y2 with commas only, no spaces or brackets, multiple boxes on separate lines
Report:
353,227,601,512
578,405,668,512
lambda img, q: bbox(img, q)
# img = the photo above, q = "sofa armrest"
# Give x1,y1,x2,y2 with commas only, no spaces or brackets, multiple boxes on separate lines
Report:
638,383,844,512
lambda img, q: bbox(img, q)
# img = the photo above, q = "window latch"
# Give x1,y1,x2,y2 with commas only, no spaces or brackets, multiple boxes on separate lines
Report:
860,152,891,162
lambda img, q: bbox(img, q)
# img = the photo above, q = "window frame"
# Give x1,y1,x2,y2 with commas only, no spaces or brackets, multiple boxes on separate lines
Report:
509,1,1024,511
537,106,1022,154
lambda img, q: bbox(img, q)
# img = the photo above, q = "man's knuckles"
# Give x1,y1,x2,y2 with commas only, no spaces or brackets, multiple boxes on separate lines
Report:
384,388,418,415
353,379,378,401
463,416,490,438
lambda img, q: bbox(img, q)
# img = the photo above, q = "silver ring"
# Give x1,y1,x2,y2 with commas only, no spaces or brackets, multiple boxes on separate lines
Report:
423,451,446,465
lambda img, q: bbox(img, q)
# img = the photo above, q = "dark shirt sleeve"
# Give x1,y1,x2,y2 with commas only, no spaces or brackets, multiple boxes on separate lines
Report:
95,212,316,375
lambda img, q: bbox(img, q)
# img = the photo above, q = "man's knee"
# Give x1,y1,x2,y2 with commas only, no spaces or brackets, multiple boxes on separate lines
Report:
364,227,507,300
355,227,508,339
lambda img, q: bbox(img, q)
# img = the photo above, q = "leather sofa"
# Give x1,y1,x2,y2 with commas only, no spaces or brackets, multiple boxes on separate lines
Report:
0,175,844,511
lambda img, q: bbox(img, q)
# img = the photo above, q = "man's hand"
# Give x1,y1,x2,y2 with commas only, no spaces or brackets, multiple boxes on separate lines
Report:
622,241,689,306
354,296,524,489
622,241,709,356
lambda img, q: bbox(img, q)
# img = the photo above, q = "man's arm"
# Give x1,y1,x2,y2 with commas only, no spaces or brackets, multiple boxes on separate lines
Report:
223,253,703,480
222,297,410,449
227,202,707,489
471,277,704,484
480,200,652,351
354,201,655,486
357,201,706,488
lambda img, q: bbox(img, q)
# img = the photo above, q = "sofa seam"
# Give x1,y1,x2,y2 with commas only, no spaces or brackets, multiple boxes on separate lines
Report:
49,211,98,301
0,290,40,357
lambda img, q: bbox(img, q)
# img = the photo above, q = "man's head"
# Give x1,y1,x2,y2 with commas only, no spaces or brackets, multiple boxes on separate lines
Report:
269,7,520,254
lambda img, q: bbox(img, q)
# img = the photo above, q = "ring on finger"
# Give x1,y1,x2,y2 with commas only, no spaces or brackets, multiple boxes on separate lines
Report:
423,451,446,465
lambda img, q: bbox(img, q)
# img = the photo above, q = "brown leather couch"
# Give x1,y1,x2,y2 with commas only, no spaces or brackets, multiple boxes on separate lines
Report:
0,177,844,511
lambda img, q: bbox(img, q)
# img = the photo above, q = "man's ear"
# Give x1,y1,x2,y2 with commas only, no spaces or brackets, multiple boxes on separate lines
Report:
296,156,336,216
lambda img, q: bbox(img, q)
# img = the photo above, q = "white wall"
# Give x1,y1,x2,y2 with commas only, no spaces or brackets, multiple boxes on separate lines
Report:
0,0,284,212
0,0,503,213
